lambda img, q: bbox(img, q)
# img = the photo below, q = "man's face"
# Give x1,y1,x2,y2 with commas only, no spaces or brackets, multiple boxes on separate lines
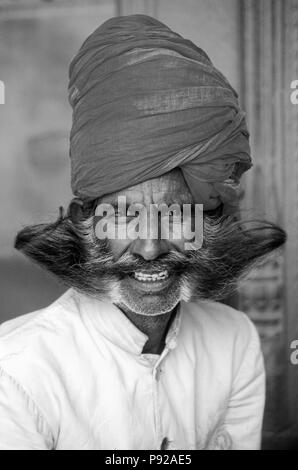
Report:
98,169,195,316
15,166,285,309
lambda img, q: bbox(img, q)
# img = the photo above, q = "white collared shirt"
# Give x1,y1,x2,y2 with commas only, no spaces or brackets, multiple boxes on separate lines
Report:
0,288,265,450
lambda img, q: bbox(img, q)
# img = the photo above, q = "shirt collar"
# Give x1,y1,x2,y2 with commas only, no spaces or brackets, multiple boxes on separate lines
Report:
68,289,181,356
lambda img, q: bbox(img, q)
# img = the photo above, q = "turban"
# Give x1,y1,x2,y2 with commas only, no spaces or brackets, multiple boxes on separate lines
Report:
68,14,252,213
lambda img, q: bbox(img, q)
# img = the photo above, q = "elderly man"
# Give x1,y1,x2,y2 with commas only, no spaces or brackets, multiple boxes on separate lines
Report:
0,15,285,450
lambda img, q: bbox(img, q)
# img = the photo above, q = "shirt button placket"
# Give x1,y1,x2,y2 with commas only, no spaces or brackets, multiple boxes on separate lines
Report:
152,349,169,450
155,366,162,382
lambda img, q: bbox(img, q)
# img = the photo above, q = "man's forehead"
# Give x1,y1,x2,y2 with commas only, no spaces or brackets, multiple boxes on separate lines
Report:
99,170,193,205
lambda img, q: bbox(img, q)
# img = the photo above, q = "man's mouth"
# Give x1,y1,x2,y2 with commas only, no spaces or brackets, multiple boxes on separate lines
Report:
133,270,169,282
125,269,174,293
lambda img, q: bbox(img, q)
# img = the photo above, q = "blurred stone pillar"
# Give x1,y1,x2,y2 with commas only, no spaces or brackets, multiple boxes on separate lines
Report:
283,0,298,442
239,0,298,442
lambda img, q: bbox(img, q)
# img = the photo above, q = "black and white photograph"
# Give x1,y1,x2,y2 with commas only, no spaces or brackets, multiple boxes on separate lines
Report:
0,0,297,452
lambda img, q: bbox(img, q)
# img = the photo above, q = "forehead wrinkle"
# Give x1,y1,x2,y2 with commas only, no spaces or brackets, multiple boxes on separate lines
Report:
152,178,193,205
99,189,145,205
98,170,193,206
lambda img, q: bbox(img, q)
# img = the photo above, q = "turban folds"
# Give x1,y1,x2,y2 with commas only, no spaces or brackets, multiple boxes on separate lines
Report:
68,15,252,212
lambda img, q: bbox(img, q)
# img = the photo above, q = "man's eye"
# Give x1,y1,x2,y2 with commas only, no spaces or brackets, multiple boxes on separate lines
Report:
168,209,183,219
114,211,126,218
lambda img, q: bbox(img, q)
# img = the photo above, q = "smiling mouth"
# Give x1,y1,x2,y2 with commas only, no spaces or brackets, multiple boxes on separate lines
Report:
133,269,169,282
126,269,174,293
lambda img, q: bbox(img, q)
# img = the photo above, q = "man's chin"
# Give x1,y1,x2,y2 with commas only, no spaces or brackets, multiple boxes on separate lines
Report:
118,274,182,316
118,298,180,316
123,271,177,294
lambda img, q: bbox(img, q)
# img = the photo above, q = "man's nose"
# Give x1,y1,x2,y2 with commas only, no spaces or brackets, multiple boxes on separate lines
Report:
131,238,169,261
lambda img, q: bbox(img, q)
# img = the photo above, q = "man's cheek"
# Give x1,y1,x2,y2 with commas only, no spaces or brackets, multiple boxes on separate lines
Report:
170,238,187,253
108,238,131,258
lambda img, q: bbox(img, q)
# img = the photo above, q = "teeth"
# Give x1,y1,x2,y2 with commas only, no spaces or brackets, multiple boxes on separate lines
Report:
134,270,169,282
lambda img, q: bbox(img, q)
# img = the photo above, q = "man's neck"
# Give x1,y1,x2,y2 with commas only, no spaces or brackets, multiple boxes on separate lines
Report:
115,304,178,355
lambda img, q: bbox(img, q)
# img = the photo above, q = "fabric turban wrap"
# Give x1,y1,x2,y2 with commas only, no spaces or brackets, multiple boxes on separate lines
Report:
68,14,252,213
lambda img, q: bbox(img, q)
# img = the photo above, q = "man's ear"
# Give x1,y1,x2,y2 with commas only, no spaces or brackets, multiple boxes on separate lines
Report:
68,198,84,223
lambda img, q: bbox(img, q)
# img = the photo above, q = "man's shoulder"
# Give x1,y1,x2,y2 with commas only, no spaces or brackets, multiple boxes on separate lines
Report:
179,299,263,383
0,289,80,365
181,298,260,357
184,297,254,329
0,288,90,440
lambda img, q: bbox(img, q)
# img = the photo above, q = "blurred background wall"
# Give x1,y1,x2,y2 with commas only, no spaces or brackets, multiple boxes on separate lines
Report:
0,0,297,450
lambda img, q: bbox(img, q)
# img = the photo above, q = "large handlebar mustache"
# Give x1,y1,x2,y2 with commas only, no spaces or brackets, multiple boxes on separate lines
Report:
93,251,190,277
